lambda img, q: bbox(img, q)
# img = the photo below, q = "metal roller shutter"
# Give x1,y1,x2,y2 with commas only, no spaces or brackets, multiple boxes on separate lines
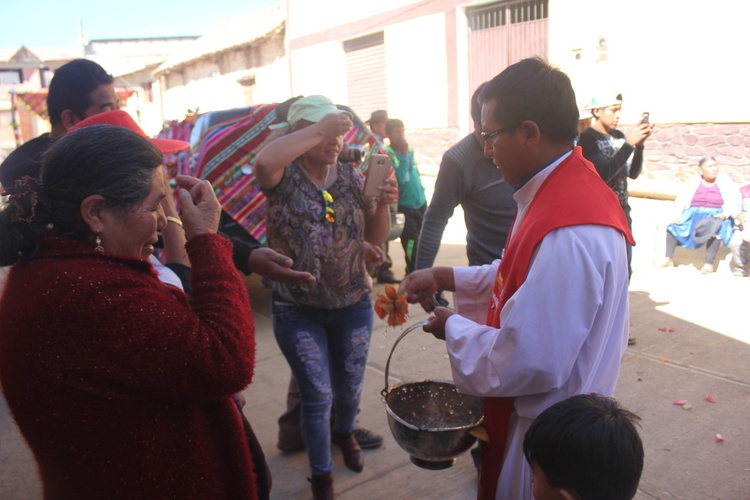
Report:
344,31,387,120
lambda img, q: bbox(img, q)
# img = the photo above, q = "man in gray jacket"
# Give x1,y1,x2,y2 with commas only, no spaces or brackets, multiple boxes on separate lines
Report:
416,82,516,277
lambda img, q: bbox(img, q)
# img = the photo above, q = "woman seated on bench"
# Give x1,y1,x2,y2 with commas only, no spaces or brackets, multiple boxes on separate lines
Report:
662,156,741,274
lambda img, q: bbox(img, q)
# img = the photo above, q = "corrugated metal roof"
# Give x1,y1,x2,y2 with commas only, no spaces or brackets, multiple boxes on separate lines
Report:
154,6,285,75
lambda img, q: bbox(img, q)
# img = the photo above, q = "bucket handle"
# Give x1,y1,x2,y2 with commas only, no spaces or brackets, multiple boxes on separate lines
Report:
381,320,430,398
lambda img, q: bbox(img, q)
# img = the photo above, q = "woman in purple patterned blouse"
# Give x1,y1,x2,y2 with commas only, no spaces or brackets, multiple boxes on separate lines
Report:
255,95,397,499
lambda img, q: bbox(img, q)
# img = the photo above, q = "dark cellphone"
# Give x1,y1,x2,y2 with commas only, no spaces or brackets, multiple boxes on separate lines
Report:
641,112,650,124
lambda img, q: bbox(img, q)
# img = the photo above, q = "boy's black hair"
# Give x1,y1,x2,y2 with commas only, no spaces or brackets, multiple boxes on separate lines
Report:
47,59,114,126
479,57,579,143
523,394,644,500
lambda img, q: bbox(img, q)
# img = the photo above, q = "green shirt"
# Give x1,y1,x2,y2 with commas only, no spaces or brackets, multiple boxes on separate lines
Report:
385,145,426,209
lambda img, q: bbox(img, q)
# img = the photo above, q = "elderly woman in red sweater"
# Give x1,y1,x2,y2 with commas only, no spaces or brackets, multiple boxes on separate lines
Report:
0,125,260,499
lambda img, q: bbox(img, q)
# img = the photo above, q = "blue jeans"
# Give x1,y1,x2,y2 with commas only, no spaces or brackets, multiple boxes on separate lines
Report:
272,295,373,475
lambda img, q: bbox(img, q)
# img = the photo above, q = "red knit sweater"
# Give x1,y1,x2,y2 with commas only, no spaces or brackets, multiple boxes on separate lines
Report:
0,233,257,500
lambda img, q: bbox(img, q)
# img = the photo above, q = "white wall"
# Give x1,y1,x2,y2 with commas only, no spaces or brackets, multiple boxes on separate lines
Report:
454,5,471,136
287,0,421,38
252,58,293,104
289,13,450,129
551,0,750,124
289,42,348,102
384,13,450,129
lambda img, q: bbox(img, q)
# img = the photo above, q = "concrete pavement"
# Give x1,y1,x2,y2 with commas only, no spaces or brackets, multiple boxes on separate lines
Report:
1,195,749,499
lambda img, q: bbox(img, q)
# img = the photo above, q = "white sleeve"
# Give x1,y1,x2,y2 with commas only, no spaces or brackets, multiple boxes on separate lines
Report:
452,260,499,324
444,226,627,398
149,255,184,291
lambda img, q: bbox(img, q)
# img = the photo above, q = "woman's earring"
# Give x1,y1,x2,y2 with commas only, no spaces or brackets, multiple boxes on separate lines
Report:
95,235,104,253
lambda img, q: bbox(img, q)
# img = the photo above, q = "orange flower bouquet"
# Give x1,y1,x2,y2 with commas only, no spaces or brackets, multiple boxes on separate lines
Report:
374,284,409,327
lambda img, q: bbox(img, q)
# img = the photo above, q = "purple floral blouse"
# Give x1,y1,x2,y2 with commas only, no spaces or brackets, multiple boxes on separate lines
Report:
263,162,372,309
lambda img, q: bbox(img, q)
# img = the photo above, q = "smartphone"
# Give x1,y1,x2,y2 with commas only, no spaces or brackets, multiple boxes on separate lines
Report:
363,154,392,198
640,112,650,125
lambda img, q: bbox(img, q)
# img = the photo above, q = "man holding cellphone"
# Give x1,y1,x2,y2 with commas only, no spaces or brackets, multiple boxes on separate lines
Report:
579,93,653,345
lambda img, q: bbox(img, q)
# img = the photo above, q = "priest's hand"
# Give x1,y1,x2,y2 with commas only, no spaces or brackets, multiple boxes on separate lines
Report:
423,306,455,341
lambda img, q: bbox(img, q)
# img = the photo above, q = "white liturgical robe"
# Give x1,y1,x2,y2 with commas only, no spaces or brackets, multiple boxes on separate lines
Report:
444,158,630,500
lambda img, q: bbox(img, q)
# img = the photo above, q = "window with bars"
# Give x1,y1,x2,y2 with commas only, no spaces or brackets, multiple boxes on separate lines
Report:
468,0,548,31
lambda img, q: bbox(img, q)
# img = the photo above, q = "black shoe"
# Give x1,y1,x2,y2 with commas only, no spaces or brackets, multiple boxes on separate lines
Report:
352,427,383,449
628,335,637,346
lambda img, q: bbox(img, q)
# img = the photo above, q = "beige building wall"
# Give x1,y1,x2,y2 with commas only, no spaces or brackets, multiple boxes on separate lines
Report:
157,35,290,123
87,37,198,80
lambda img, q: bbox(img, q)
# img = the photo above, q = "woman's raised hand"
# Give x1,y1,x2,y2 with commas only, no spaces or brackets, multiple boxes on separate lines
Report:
175,175,221,239
317,113,352,138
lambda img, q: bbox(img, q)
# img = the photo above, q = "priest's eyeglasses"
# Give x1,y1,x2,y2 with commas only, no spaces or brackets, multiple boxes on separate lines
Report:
480,126,514,145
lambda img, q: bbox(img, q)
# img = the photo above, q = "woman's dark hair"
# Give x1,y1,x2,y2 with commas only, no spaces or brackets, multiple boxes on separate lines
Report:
523,393,644,500
0,125,162,265
480,57,579,143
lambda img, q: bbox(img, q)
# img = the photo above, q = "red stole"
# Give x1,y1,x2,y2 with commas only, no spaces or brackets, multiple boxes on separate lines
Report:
477,147,634,499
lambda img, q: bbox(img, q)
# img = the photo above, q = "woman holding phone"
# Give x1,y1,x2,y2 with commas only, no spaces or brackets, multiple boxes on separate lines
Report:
0,125,259,499
255,95,396,500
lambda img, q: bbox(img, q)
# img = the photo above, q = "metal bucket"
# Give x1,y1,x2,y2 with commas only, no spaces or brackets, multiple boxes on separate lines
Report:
381,321,484,470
